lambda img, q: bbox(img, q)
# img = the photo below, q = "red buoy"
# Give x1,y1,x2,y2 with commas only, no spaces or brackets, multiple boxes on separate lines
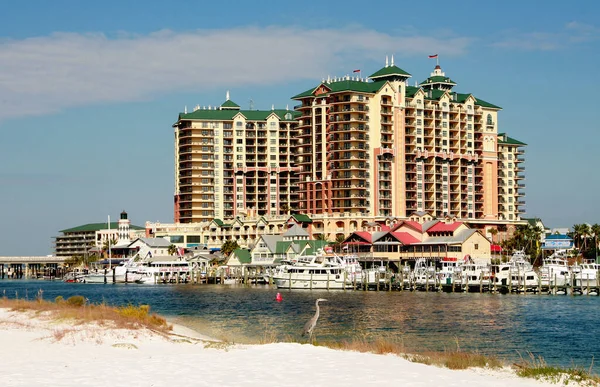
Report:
276,292,283,302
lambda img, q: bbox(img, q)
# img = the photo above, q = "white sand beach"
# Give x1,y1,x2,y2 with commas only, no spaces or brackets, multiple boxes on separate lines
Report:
0,308,569,387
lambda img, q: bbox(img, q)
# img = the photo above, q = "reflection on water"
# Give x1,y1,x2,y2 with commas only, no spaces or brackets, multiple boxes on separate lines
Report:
1,280,598,371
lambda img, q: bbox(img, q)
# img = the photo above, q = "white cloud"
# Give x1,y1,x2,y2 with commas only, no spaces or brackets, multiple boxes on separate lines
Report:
491,22,600,51
0,26,473,120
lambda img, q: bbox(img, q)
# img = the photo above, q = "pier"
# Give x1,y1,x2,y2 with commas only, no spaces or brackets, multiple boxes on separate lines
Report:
0,256,66,280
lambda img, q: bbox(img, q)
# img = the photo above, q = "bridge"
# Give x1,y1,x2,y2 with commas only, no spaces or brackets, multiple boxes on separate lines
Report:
0,256,67,279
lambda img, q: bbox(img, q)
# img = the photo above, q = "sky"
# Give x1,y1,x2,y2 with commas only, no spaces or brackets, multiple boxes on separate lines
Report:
1,0,599,255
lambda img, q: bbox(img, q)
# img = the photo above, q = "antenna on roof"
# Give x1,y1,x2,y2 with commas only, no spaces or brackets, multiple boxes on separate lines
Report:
226,90,230,101
385,55,389,67
249,98,254,110
391,54,395,66
271,104,274,110
184,106,187,114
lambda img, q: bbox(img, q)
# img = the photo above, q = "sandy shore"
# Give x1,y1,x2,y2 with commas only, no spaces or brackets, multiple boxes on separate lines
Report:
0,308,566,386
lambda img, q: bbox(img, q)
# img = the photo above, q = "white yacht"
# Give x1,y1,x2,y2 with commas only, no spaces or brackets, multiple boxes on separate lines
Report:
272,251,353,290
82,259,143,284
572,262,600,287
492,250,539,289
437,257,463,286
134,257,192,284
539,250,571,287
461,259,492,289
412,258,437,289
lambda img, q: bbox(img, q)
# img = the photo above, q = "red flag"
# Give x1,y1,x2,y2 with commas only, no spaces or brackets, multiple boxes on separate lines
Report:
428,54,438,58
353,69,360,73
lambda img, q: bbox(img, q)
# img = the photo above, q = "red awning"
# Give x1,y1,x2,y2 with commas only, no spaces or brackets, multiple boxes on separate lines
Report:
491,244,502,252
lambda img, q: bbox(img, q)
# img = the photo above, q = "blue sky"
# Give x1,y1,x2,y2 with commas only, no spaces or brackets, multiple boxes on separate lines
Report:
1,0,599,255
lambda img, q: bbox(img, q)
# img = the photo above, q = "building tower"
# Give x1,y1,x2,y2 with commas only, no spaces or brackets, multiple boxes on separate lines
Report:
117,210,131,245
172,92,300,223
292,56,411,217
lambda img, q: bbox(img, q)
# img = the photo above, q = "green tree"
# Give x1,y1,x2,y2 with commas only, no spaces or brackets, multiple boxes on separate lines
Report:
489,227,498,243
221,239,240,257
333,234,346,253
102,237,118,257
168,244,178,256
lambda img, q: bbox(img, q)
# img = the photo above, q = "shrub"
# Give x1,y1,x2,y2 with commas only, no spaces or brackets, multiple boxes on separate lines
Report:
66,295,85,307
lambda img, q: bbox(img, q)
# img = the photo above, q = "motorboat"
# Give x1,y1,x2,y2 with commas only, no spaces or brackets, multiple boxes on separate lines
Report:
272,251,353,290
539,250,571,287
134,257,192,284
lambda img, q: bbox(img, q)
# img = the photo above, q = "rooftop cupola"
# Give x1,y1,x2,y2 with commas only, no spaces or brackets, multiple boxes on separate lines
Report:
419,64,457,91
369,55,412,82
219,90,241,110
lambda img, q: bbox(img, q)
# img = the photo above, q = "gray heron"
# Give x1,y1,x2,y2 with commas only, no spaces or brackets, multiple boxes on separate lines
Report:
302,298,328,341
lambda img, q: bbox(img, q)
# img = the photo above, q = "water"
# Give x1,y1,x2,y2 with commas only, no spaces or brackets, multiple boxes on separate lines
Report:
1,280,598,372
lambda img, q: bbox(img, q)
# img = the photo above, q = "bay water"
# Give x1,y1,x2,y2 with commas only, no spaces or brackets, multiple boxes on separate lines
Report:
1,280,598,372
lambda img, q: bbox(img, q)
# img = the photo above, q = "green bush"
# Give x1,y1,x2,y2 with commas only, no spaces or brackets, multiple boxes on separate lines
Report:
66,295,85,307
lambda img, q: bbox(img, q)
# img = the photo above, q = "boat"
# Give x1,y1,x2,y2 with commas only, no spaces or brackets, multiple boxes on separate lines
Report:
81,258,143,284
492,250,539,290
412,258,437,289
572,262,600,287
272,250,353,290
460,258,491,290
134,257,192,284
539,250,571,287
437,257,463,286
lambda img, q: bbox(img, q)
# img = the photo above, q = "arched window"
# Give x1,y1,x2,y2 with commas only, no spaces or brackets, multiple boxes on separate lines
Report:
486,114,493,125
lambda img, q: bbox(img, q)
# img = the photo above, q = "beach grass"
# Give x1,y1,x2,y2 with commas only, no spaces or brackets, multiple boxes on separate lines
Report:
318,337,503,370
514,352,600,386
0,291,172,334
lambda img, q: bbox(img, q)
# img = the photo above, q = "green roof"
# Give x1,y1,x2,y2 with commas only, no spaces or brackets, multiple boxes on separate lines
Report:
220,99,240,109
369,65,411,79
420,75,456,86
177,109,299,123
275,241,293,254
474,97,501,109
60,222,144,234
302,240,329,255
291,214,313,223
231,249,251,264
498,133,527,146
291,79,387,99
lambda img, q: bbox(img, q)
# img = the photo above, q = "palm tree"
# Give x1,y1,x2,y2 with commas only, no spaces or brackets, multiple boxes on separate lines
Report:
334,234,346,252
102,237,118,258
221,239,240,257
587,223,600,263
489,228,498,243
168,244,178,256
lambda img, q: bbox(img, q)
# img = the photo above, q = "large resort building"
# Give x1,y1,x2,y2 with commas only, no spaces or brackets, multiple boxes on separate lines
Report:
172,92,299,223
166,58,526,251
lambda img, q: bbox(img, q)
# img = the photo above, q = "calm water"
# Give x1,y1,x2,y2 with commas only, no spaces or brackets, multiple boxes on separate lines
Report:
1,280,598,371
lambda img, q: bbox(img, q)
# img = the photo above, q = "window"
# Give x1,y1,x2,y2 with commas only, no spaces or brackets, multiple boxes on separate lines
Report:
223,123,232,129
486,114,493,125
416,119,422,125
474,244,479,250
202,122,208,128
236,121,243,127
236,130,244,137
270,122,277,128
270,139,276,144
